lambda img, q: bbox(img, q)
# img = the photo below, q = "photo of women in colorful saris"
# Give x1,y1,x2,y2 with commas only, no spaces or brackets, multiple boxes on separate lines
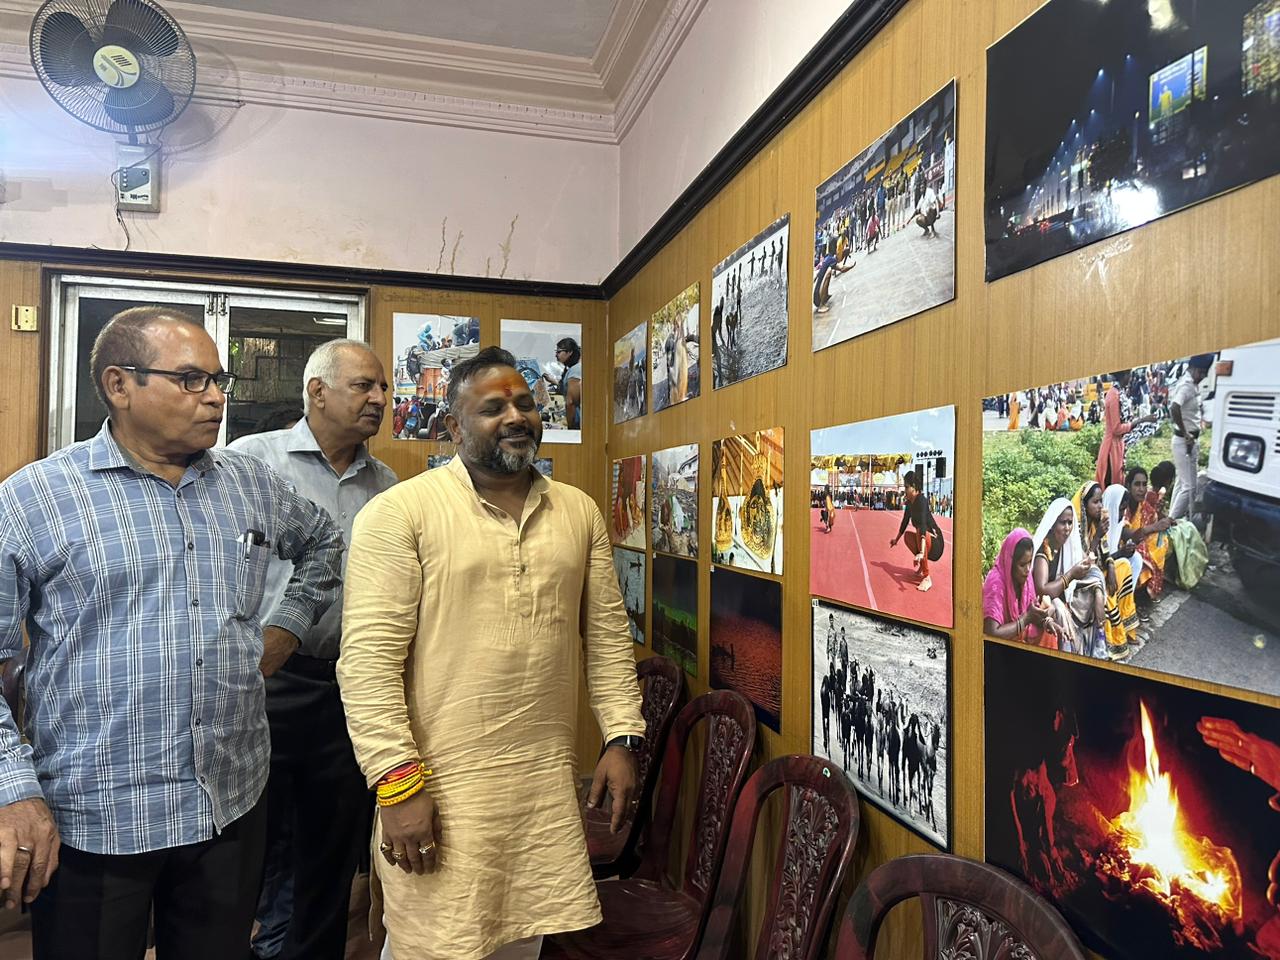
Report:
981,336,1280,698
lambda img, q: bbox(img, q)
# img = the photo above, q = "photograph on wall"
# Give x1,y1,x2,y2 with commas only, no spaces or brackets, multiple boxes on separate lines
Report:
986,640,1280,960
653,553,697,676
391,313,481,441
612,547,646,646
611,455,647,550
710,567,782,732
981,337,1280,697
652,443,699,558
500,319,582,444
812,81,956,352
711,427,784,575
985,0,1280,281
812,600,950,848
710,214,790,389
650,283,701,412
811,406,956,629
612,321,648,424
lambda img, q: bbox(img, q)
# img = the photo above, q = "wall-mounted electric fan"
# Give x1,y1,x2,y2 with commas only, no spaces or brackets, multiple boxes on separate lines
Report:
29,0,196,141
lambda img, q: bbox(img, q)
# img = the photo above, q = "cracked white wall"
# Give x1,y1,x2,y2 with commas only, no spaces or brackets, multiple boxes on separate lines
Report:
0,77,619,284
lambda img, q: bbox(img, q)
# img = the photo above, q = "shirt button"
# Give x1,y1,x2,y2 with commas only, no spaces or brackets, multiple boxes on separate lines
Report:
199,776,207,784
191,599,199,607
187,542,195,550
521,564,527,573
195,658,203,666
194,718,201,727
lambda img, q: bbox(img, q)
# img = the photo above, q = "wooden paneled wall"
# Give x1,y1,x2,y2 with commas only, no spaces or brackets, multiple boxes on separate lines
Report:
0,262,46,481
604,0,1280,952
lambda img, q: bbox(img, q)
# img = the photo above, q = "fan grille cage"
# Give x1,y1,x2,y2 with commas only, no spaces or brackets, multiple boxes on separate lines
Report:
29,0,196,136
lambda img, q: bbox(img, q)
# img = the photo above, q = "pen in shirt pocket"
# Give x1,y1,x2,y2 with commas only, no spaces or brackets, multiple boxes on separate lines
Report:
238,528,271,558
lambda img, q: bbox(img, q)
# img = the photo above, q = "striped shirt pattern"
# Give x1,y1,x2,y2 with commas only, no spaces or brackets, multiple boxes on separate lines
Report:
0,422,344,855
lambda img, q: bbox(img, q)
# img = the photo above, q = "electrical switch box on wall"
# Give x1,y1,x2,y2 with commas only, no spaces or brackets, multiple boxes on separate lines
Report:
115,144,161,213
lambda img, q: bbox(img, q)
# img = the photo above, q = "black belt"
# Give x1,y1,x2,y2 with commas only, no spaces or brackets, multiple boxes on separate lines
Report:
280,652,339,680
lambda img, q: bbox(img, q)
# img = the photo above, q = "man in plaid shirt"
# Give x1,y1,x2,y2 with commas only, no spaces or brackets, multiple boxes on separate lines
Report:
0,306,343,959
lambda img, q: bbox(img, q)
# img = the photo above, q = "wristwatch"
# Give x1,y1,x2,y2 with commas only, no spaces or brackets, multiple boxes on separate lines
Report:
606,735,644,752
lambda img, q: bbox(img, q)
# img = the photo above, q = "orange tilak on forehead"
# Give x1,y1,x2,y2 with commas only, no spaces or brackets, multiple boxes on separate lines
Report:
475,367,530,400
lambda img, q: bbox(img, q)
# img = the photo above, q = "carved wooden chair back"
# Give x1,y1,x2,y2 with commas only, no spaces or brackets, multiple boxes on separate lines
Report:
834,853,1088,960
587,655,686,876
632,655,685,798
634,690,757,912
694,755,860,960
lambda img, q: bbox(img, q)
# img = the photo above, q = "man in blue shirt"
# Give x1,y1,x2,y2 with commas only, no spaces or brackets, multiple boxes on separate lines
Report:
0,306,343,960
231,340,397,960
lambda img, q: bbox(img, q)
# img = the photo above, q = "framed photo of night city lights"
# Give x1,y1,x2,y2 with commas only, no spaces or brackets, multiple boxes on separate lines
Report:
985,641,1280,960
984,0,1280,281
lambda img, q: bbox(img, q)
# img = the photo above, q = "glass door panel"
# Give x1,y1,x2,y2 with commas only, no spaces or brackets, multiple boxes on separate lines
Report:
224,301,355,442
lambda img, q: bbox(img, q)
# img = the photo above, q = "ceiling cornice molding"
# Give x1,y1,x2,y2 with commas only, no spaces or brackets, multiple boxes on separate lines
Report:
611,0,709,140
0,0,713,143
0,41,617,142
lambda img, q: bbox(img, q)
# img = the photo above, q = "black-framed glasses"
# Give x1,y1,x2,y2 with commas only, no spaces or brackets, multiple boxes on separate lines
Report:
119,365,237,397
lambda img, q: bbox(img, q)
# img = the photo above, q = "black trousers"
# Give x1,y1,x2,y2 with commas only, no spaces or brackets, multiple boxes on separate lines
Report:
30,792,267,960
253,654,370,960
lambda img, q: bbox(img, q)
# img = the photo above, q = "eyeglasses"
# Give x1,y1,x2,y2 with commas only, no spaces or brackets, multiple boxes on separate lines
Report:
119,365,238,397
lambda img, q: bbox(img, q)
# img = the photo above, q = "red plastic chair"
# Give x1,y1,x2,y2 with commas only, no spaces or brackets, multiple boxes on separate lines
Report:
585,654,684,877
693,754,861,960
834,853,1088,960
546,690,757,960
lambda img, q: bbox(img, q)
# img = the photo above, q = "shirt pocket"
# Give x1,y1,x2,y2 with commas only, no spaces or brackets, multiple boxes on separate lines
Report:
217,539,273,621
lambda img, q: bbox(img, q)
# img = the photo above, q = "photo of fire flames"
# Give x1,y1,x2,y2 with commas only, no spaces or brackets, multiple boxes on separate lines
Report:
986,641,1280,959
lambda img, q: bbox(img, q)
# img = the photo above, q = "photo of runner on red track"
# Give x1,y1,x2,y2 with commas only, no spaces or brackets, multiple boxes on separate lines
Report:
811,406,955,628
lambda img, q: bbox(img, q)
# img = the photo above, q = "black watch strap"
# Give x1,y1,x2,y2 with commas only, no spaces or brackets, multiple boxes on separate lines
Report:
606,735,644,752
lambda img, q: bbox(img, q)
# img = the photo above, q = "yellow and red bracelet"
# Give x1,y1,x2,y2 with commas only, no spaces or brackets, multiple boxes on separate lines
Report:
376,760,433,808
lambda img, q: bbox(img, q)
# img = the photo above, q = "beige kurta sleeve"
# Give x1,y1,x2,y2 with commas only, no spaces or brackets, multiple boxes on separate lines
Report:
337,489,424,786
579,501,645,742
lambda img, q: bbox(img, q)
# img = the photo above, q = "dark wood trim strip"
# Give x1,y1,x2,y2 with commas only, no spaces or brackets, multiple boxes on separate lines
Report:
0,242,607,301
601,0,909,297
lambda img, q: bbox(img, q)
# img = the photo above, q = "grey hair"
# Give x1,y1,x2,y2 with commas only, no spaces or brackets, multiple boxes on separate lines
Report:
302,339,377,414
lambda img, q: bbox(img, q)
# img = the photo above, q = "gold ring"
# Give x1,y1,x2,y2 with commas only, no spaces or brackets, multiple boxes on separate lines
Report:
419,843,436,855
14,846,31,855
379,841,393,853
391,851,404,862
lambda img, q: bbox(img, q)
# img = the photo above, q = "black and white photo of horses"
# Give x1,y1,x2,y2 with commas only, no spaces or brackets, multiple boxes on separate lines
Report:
811,600,950,848
710,214,789,389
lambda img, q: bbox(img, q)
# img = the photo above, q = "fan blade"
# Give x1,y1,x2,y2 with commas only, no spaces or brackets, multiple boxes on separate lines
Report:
104,75,175,128
104,0,180,57
37,11,98,86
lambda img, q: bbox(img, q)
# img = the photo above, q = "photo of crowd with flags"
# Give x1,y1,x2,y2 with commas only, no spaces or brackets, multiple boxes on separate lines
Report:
812,81,956,352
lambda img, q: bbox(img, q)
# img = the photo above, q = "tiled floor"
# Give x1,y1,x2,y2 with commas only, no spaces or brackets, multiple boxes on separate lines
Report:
0,873,383,960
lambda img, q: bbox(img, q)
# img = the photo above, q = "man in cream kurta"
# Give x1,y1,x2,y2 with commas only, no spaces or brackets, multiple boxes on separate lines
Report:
337,347,644,960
